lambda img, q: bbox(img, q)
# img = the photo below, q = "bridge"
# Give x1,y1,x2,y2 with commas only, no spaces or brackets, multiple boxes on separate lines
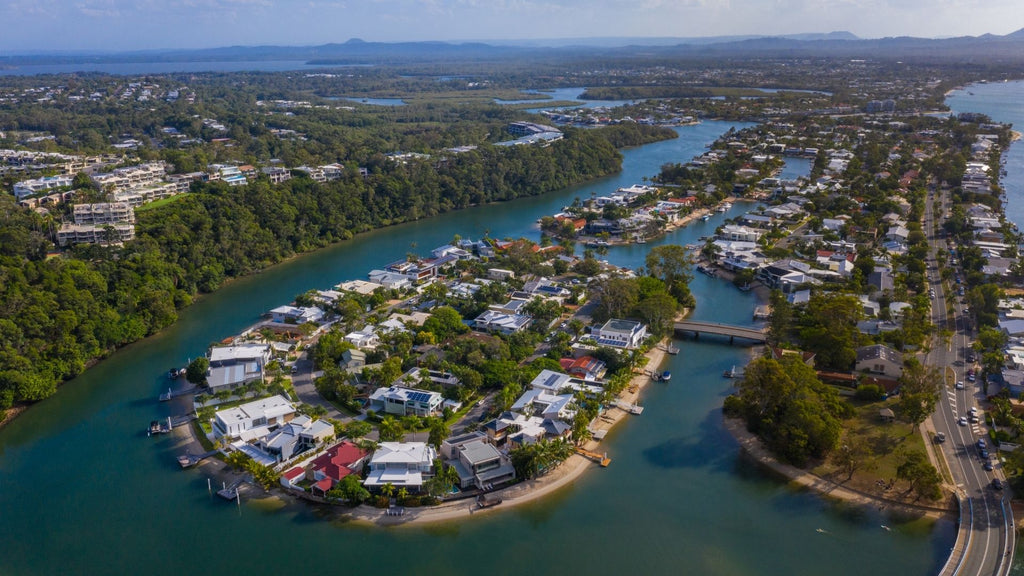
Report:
673,321,767,344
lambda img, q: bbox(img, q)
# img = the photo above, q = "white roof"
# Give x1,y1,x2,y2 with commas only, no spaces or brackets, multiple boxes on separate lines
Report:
216,395,294,427
371,442,435,465
209,343,270,363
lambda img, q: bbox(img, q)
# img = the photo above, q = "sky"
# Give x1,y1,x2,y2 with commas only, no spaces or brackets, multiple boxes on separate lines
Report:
1,0,1022,53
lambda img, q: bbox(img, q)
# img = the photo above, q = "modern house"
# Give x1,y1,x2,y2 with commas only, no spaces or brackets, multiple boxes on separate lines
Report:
511,389,575,421
473,310,532,335
446,437,516,490
364,442,437,491
269,305,324,325
213,395,295,439
558,356,608,381
257,415,335,462
855,344,904,378
368,385,444,417
206,343,272,392
592,319,648,349
345,326,380,349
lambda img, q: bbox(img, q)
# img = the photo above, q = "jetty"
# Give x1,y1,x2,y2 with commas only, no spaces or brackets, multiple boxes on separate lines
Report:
575,447,612,467
147,414,197,436
177,449,219,468
217,478,245,500
158,385,198,402
614,400,644,415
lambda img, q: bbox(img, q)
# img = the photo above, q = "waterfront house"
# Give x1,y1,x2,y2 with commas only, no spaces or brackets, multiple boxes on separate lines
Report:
592,319,648,349
530,368,602,395
269,305,325,325
447,438,516,490
559,356,608,381
855,344,904,378
206,343,272,392
364,442,437,491
304,441,370,495
257,415,335,462
368,385,444,417
213,394,295,439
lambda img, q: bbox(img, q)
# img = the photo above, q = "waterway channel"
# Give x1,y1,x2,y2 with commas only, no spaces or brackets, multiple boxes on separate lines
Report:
0,121,952,575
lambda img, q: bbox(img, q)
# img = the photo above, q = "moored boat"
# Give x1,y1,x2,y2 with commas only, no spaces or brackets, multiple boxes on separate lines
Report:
659,371,672,382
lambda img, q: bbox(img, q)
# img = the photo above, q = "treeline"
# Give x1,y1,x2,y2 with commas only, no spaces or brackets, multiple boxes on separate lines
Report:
0,130,622,412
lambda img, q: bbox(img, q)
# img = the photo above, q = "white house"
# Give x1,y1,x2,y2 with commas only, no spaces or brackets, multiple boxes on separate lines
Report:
213,395,295,439
345,326,380,349
368,385,444,417
474,310,532,334
207,343,272,391
364,442,437,491
719,224,763,242
269,305,324,325
592,319,648,349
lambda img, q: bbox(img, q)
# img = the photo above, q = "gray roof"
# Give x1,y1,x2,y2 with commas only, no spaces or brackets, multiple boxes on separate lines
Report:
856,344,902,365
459,440,501,465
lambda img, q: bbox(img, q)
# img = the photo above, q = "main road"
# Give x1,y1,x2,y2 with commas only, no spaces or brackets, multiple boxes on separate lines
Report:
924,183,1014,576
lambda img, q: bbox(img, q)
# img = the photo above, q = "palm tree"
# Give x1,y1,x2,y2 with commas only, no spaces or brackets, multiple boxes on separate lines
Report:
396,487,409,504
381,482,395,500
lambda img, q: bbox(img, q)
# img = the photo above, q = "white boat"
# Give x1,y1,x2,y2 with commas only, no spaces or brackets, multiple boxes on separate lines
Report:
701,214,711,222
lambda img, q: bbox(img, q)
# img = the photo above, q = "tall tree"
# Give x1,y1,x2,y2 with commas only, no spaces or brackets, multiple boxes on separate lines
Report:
645,244,694,306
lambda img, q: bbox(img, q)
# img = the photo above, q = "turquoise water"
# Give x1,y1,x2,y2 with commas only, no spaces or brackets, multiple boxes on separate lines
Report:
495,87,636,108
0,121,950,576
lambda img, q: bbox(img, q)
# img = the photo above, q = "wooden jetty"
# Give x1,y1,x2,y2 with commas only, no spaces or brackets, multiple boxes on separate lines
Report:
614,400,644,415
177,449,219,468
147,414,197,436
158,385,198,402
575,447,612,467
217,478,245,500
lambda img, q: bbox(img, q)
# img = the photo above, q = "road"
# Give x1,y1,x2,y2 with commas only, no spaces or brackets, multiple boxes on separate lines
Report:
924,184,1014,576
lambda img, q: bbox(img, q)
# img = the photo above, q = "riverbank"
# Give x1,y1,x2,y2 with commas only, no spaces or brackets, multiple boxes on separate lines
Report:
724,416,954,519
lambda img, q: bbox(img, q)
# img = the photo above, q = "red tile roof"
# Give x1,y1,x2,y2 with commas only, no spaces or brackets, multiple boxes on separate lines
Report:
310,441,368,482
282,467,305,481
313,478,333,493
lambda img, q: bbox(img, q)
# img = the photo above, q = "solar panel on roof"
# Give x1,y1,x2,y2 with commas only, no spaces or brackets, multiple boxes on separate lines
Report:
408,392,433,403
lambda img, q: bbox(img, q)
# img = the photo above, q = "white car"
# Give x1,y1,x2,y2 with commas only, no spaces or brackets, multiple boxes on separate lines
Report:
956,381,965,390
958,416,968,426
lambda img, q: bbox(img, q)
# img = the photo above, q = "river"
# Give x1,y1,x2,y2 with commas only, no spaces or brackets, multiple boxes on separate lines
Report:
0,121,951,575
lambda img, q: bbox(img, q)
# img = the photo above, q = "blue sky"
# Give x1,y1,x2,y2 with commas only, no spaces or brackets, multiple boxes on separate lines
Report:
1,0,1021,52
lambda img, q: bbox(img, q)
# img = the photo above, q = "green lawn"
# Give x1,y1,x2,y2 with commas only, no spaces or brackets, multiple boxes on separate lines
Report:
135,194,187,212
813,398,928,494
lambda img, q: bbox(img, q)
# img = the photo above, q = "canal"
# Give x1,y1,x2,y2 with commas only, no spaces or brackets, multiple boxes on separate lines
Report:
0,121,951,576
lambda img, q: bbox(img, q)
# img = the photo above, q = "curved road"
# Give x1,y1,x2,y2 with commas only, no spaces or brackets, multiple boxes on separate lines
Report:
924,184,1014,576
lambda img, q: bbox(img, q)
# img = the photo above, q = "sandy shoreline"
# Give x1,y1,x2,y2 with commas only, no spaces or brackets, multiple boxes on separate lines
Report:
723,416,954,519
344,341,672,526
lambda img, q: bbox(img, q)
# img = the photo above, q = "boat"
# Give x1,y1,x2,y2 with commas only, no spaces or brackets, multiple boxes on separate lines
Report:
636,237,647,244
723,366,745,379
667,344,679,355
701,214,711,222
659,371,672,382
167,367,183,379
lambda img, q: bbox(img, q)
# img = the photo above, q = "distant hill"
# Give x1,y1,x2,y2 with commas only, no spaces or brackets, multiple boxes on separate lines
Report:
4,30,1024,66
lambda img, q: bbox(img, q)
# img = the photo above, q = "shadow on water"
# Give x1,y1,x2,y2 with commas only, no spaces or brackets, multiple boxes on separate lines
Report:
642,409,735,473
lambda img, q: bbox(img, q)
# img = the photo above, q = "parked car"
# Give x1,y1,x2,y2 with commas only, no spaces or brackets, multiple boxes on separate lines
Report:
992,478,1003,490
935,432,947,443
980,449,989,459
978,438,987,449
984,461,994,471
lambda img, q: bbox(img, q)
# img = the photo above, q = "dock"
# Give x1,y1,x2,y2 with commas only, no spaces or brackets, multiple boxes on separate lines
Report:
147,414,197,436
158,385,198,402
614,400,644,415
177,449,219,468
217,478,245,500
576,447,612,467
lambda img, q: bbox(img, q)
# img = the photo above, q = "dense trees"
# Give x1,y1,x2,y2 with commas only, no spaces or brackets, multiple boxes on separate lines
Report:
725,355,851,467
0,127,625,412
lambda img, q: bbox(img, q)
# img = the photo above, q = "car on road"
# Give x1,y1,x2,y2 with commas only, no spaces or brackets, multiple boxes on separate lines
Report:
992,478,1003,490
935,432,946,443
959,416,968,426
967,354,976,363
956,380,965,390
980,449,990,459
978,438,987,449
984,460,994,471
